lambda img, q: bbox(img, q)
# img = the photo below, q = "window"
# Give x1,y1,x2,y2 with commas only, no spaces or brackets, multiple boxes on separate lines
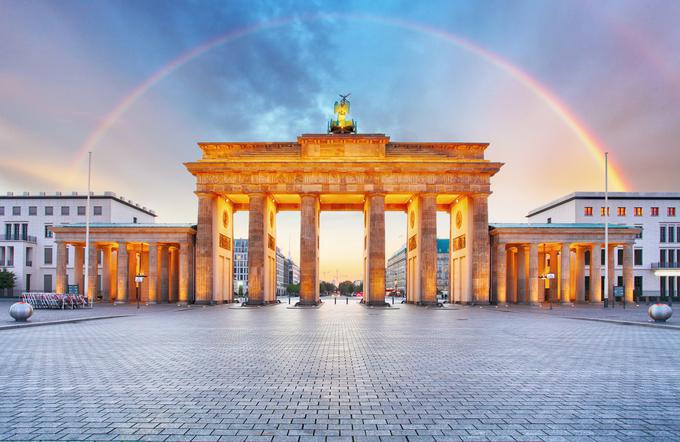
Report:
44,225,53,238
133,217,138,224
28,206,37,216
601,249,606,266
617,207,626,216
43,274,52,293
651,207,659,217
661,276,667,297
660,249,667,265
12,206,20,216
44,247,53,265
0,207,4,216
600,207,610,216
634,249,643,266
677,226,680,243
671,227,676,243
77,206,86,216
634,207,643,216
61,206,69,216
661,226,667,243
617,248,623,266
585,250,591,266
669,207,677,217
635,225,643,239
584,207,593,216
44,206,53,216
93,206,102,216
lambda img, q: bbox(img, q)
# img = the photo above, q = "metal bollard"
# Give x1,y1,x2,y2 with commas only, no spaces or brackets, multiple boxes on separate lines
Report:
346,296,348,304
334,296,337,305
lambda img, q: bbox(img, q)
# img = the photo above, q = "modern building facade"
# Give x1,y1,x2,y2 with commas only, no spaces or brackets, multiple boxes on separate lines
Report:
386,239,449,294
232,239,300,296
527,192,680,297
0,191,155,296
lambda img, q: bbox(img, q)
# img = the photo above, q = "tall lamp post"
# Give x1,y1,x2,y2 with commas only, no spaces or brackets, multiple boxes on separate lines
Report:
134,243,146,309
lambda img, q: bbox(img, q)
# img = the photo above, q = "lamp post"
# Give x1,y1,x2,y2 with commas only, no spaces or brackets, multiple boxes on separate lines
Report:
134,274,145,309
393,279,398,305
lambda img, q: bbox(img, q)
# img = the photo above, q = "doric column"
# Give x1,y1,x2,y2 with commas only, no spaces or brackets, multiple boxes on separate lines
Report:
87,245,98,303
623,243,634,303
101,246,111,302
420,194,437,305
607,244,616,303
590,243,602,302
74,245,84,294
528,243,539,305
560,243,571,304
299,194,320,305
179,242,190,304
508,248,517,303
195,192,216,304
169,246,178,303
160,245,169,303
471,194,490,303
364,193,387,305
494,243,507,305
56,241,68,293
148,242,159,303
116,243,128,303
247,193,266,304
575,246,585,303
516,246,527,303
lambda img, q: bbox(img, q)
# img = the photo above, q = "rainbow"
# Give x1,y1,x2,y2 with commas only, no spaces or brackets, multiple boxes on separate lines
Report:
72,13,629,191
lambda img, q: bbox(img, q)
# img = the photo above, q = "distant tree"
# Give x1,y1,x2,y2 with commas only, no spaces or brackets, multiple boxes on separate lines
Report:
287,283,300,294
0,269,16,296
355,282,363,293
339,280,355,295
319,281,337,294
238,285,244,297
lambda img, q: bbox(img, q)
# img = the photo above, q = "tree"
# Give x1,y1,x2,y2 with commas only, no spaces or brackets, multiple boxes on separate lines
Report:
338,280,355,295
0,269,16,296
287,283,300,294
355,282,363,293
238,285,243,297
319,281,337,295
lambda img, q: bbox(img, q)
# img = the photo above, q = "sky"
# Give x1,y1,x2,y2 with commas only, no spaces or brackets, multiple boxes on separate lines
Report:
2,0,679,282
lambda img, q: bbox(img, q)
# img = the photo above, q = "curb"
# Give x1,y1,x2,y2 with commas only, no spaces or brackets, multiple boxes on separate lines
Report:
568,316,680,330
0,314,132,331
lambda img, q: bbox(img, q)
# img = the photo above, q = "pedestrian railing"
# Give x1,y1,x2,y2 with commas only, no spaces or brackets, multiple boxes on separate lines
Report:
21,292,89,309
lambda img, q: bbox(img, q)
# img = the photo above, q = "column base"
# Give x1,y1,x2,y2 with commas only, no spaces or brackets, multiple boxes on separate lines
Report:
364,301,391,307
415,301,444,307
295,300,321,307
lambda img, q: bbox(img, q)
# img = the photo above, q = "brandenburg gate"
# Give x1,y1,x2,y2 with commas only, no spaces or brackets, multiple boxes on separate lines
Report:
185,97,503,306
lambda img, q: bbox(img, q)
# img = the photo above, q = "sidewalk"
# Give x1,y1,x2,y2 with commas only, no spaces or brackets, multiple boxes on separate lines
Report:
0,299,193,328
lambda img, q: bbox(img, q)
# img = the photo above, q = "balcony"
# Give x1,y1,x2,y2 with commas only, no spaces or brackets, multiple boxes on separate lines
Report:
0,234,37,243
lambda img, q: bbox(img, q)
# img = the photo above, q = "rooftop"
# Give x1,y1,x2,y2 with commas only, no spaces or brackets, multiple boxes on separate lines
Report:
528,191,680,217
54,223,194,229
490,223,635,230
0,191,156,216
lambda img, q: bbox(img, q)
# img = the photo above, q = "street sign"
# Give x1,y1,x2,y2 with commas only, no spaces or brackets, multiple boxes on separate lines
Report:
614,286,624,298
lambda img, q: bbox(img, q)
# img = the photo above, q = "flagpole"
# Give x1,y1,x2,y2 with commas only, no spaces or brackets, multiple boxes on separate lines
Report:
84,151,93,308
604,152,609,308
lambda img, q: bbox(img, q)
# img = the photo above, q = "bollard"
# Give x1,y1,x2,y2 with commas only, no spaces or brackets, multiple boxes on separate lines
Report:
346,296,348,304
334,296,337,305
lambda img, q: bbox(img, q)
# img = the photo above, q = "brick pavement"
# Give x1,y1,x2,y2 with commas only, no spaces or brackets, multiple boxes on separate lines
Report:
0,302,679,441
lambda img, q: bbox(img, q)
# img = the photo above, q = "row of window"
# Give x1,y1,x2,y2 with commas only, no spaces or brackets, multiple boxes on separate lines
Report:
0,205,103,217
583,248,644,267
584,206,676,217
660,276,680,297
660,225,680,243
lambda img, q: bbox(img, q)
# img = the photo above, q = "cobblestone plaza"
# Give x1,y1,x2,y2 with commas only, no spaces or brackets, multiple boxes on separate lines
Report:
1,303,679,441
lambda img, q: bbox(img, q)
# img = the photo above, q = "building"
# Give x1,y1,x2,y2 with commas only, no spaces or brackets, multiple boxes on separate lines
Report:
527,192,680,297
386,239,449,294
232,239,300,296
488,223,639,305
0,191,155,296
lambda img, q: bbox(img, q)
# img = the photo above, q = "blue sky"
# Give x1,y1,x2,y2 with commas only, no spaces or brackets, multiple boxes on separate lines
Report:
2,0,679,280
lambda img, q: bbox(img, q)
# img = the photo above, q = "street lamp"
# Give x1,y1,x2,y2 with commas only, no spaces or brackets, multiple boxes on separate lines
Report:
393,279,398,305
134,273,146,309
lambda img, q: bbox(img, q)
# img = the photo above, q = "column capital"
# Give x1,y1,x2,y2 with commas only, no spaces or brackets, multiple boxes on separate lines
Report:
194,191,217,199
365,192,386,198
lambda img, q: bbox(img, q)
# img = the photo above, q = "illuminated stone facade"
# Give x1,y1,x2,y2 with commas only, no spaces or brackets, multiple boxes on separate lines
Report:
185,133,503,305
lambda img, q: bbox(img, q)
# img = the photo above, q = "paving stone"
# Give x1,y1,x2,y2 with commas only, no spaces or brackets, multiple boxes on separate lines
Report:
0,303,678,440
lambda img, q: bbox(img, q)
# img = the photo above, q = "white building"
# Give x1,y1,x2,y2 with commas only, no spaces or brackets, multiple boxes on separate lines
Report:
0,191,155,296
527,192,680,298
